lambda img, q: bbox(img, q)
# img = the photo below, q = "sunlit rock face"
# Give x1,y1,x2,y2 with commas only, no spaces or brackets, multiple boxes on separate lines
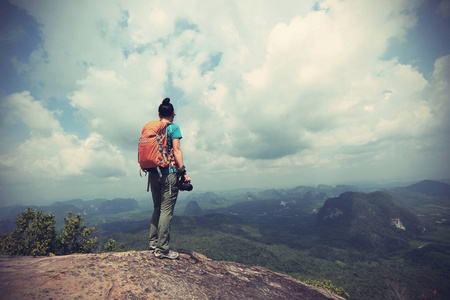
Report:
0,250,345,299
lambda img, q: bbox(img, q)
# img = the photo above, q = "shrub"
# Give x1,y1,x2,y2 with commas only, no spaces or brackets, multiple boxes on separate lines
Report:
0,208,57,256
0,208,97,256
304,279,350,299
58,212,97,254
104,239,117,252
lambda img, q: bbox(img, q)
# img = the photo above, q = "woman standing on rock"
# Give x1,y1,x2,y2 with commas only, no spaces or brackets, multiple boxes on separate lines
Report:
145,98,191,259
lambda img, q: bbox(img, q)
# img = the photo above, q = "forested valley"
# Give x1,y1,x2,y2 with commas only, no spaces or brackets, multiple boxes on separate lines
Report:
1,180,449,299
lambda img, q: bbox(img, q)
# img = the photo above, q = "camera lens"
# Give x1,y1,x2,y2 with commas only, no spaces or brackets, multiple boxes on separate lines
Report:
181,183,193,191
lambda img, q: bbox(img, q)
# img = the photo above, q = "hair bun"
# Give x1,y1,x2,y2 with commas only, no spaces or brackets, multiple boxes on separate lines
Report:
162,98,171,105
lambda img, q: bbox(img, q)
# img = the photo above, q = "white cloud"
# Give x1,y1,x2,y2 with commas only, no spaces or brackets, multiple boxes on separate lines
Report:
209,0,426,163
128,3,174,45
0,92,127,181
1,0,449,203
2,91,61,136
10,0,127,98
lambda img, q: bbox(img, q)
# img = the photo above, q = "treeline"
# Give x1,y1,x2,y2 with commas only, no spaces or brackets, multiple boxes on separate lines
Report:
0,208,97,256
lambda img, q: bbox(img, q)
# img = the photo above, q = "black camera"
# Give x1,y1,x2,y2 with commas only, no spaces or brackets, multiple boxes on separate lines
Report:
176,166,193,191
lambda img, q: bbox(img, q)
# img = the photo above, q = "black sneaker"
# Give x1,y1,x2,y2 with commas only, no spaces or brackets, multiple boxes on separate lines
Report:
154,250,179,259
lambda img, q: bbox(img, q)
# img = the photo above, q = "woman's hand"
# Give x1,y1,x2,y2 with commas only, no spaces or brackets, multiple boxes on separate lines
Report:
184,174,191,183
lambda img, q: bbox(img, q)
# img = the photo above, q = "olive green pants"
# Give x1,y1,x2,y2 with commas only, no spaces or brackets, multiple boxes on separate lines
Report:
149,173,179,253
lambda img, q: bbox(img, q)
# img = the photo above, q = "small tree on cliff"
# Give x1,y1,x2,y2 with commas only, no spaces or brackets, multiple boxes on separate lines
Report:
0,208,97,256
104,238,116,252
0,208,57,256
58,212,97,254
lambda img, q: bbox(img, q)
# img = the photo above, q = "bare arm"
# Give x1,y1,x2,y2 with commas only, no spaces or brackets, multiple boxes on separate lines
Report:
172,138,184,168
172,138,191,182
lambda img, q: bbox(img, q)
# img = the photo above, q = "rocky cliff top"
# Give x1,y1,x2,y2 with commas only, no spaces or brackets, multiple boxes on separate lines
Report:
0,250,344,300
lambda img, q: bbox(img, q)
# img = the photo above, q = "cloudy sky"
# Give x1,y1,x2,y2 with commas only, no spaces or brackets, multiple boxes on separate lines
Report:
1,0,449,206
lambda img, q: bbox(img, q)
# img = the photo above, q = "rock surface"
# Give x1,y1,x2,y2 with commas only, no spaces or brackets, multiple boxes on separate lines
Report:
0,250,344,299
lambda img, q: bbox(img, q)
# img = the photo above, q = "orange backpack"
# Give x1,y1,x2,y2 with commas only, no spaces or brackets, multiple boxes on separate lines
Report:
138,120,173,190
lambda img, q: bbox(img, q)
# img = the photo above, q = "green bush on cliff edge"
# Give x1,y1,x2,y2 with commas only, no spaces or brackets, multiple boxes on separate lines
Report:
304,279,350,299
0,208,97,256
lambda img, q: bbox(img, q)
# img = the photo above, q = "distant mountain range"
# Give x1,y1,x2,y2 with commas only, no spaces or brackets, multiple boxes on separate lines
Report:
184,192,227,206
0,198,139,233
3,179,449,236
401,180,450,196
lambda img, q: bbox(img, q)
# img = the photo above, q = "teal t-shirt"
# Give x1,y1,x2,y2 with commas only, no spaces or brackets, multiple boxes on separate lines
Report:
149,123,182,175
